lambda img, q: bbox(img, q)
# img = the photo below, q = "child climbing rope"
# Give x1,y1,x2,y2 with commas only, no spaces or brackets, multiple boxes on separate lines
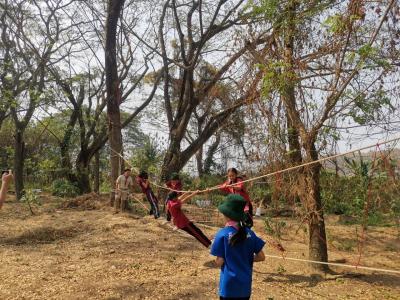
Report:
219,167,254,227
166,191,211,248
136,171,160,219
211,194,265,300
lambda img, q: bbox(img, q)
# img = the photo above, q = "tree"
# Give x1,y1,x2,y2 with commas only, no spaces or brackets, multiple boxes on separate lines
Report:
0,0,70,199
39,0,160,194
105,0,125,205
250,0,399,271
135,0,266,180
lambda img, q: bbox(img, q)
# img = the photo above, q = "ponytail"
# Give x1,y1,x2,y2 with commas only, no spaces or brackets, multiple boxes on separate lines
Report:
229,221,247,246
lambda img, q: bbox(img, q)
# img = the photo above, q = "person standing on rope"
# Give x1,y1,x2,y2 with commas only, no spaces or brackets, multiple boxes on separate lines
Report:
211,194,265,300
219,168,254,227
115,168,134,213
166,190,212,248
136,170,160,219
0,171,13,209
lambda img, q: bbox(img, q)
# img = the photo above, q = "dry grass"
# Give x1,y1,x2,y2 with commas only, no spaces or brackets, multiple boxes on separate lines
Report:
0,194,399,300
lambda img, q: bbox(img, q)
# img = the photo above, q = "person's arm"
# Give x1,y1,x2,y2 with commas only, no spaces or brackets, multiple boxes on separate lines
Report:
215,257,224,267
219,181,230,193
210,232,225,267
143,179,150,189
115,176,120,191
129,177,135,193
254,250,265,262
0,172,13,209
231,179,244,191
179,190,199,204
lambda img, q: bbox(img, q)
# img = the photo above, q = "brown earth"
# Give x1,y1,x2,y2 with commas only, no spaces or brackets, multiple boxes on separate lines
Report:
0,193,399,300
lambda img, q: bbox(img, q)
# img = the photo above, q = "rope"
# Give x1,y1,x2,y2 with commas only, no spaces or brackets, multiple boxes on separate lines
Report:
110,135,400,194
264,254,400,275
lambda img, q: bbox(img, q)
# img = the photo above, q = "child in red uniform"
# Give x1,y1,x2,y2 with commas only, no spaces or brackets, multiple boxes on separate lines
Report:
136,171,160,219
165,172,182,193
166,191,211,248
165,172,183,220
219,168,254,227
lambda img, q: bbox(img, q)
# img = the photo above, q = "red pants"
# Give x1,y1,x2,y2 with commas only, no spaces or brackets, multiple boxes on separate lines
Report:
181,222,211,248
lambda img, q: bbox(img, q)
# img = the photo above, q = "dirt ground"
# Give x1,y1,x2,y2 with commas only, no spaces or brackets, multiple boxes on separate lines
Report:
0,194,399,300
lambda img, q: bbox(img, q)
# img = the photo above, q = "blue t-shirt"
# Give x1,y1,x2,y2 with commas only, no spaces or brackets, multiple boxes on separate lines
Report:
210,226,265,298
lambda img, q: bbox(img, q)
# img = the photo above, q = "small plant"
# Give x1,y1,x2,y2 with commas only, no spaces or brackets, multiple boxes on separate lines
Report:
264,217,286,239
337,239,356,252
20,189,42,215
276,264,286,274
51,179,79,197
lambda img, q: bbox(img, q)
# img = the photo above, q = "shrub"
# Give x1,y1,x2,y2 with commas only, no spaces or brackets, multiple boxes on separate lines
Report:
20,189,42,215
51,179,79,198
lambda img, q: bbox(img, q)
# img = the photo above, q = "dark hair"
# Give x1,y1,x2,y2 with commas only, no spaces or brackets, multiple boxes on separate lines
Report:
229,221,247,246
167,191,178,200
139,170,148,179
170,172,180,180
124,168,131,173
227,167,238,174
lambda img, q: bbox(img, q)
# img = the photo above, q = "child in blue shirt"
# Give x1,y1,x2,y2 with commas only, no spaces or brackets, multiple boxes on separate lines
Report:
211,194,265,300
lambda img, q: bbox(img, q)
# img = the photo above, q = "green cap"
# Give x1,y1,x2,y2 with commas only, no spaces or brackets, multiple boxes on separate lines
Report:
218,194,246,222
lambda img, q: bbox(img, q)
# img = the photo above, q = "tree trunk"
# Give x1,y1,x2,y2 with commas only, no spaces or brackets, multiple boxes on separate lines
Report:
105,0,125,206
282,0,302,207
160,139,181,181
14,128,25,200
195,147,204,177
203,134,221,175
281,0,328,272
60,141,78,186
301,141,329,272
76,154,91,194
93,150,100,194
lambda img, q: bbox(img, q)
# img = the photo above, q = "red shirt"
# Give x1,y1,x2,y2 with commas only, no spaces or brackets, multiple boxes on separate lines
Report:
220,177,251,209
136,176,149,193
166,180,182,193
167,199,190,228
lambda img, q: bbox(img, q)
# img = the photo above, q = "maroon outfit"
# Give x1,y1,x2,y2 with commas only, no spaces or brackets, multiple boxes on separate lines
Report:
166,180,183,193
167,199,211,248
136,176,160,218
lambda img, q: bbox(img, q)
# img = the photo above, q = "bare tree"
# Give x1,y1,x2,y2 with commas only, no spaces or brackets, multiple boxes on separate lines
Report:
136,0,267,180
250,0,400,271
0,0,76,199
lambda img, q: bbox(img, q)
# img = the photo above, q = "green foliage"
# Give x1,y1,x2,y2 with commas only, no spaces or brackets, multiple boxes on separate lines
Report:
264,216,286,238
185,174,226,207
260,61,297,97
189,174,224,190
249,184,271,202
324,14,346,34
20,189,42,215
246,0,280,20
51,179,79,198
348,88,393,125
130,136,163,176
321,157,400,227
276,264,286,274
